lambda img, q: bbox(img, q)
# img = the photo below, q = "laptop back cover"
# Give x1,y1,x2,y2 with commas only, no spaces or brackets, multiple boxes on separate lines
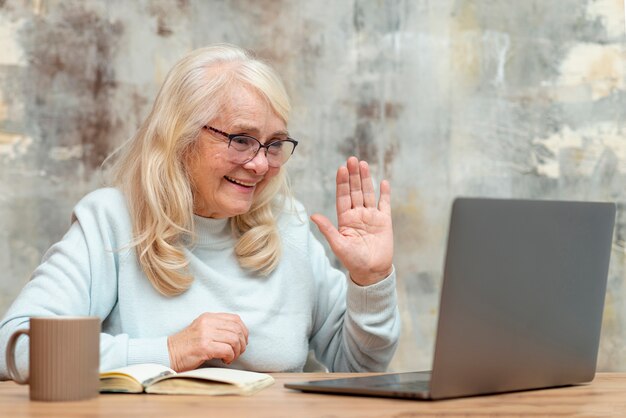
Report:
429,198,615,399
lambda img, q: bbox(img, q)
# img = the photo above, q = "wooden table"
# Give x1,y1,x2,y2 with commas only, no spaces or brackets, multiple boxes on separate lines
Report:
1,373,625,417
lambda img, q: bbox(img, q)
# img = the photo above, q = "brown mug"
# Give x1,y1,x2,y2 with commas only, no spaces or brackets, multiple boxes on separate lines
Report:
5,316,100,401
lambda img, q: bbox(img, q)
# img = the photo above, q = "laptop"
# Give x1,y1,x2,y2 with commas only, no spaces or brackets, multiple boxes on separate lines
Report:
285,197,616,400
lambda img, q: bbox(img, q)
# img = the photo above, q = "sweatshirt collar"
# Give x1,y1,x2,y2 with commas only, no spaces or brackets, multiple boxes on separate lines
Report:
191,215,233,246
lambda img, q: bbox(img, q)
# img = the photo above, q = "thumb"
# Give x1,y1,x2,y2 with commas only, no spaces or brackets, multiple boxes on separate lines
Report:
310,214,344,250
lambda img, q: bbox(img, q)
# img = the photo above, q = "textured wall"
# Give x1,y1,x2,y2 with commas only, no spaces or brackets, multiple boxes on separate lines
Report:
1,0,625,371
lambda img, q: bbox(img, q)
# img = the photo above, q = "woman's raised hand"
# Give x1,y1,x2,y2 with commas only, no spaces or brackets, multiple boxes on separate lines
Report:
311,156,393,286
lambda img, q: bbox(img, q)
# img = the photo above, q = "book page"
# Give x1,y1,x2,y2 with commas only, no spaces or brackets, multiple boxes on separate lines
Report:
101,363,176,386
145,368,275,395
172,367,273,387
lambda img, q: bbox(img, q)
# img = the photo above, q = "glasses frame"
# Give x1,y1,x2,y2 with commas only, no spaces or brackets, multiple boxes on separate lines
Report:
205,126,298,167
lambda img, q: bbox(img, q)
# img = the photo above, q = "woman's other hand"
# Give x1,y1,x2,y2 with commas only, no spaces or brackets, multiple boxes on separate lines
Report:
311,156,393,287
167,312,249,372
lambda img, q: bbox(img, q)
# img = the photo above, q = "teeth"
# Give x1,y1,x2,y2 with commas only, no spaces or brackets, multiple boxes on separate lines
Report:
225,176,256,187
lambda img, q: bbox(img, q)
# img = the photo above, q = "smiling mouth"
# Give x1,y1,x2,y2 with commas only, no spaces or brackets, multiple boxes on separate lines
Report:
224,176,257,188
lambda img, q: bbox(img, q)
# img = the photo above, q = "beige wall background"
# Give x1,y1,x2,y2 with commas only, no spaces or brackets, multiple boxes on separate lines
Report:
1,0,625,371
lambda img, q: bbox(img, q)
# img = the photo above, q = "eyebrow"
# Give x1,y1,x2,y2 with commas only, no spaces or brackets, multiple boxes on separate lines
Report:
231,123,290,138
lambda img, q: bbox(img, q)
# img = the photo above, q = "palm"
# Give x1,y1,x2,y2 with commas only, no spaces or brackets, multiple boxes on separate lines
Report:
311,157,393,286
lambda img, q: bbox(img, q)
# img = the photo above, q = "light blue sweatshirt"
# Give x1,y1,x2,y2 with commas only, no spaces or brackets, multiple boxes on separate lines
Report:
0,188,400,379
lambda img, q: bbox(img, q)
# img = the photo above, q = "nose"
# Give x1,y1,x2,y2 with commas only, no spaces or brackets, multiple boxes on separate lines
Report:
243,148,270,175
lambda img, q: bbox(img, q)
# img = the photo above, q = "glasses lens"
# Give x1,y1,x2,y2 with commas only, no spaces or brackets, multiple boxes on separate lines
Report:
228,136,259,163
267,141,295,167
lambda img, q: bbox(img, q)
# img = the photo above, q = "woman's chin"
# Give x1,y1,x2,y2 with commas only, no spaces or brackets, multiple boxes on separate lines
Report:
221,202,255,218
194,201,254,219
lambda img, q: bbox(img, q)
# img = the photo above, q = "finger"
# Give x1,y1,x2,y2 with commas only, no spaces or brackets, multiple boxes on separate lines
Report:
311,214,345,254
210,330,244,359
336,165,351,216
229,323,248,355
347,156,363,208
205,341,236,364
360,161,376,208
212,316,249,350
215,323,247,354
378,180,391,214
216,314,249,343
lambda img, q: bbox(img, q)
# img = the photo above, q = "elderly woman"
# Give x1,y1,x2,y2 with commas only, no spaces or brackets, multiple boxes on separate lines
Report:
0,44,399,377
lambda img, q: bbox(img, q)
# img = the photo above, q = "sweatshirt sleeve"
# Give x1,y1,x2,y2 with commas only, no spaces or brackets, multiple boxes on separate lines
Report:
306,227,401,372
0,189,170,381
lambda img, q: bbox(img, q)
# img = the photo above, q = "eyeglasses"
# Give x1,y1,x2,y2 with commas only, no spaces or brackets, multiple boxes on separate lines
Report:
205,126,298,167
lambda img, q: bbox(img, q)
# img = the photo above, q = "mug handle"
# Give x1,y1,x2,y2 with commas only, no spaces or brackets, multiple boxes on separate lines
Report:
6,328,29,384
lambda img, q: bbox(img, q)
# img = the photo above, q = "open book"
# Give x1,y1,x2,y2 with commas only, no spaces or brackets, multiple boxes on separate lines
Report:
100,363,274,395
